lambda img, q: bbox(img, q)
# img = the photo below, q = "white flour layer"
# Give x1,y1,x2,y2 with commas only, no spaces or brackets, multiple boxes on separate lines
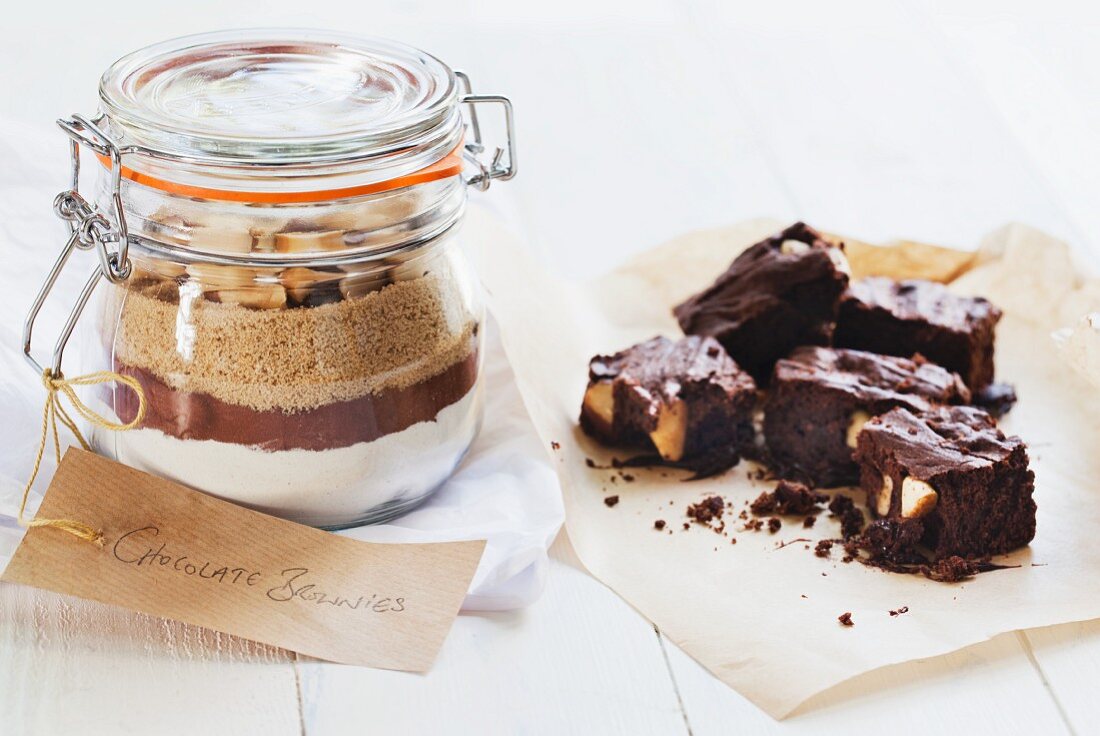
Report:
91,385,482,527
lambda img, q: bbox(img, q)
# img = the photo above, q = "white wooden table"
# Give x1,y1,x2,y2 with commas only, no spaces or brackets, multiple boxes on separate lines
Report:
3,1,1099,733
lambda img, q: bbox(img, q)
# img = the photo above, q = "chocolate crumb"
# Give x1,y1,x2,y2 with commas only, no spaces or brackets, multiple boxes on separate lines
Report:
750,491,777,515
687,495,725,524
974,382,1018,419
750,479,827,517
889,606,909,617
922,556,981,582
775,480,828,514
768,517,782,533
743,518,764,532
654,519,666,531
622,473,635,482
585,458,597,468
828,494,853,516
683,523,690,531
838,612,854,627
604,495,619,508
803,516,817,529
551,441,561,450
814,540,833,558
829,495,865,539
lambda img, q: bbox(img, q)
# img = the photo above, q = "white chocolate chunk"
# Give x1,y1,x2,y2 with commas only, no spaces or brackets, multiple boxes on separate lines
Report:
187,263,256,290
582,382,615,436
780,239,812,255
649,399,688,462
827,247,852,277
215,284,288,310
900,477,938,518
876,475,894,517
846,410,871,449
189,226,253,254
274,230,348,253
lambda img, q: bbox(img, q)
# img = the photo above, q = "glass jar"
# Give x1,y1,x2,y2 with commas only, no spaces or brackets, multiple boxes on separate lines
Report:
23,30,516,529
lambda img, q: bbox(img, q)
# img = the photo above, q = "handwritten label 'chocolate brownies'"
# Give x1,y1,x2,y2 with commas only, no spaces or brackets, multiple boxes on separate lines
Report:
2,449,484,672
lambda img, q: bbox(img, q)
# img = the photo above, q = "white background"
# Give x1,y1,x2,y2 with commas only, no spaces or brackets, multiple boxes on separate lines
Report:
2,1,1100,734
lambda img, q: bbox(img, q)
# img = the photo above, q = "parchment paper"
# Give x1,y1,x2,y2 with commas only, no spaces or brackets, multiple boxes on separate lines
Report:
475,216,1100,718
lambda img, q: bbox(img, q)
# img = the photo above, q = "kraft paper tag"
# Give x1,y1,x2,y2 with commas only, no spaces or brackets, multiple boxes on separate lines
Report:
2,448,485,672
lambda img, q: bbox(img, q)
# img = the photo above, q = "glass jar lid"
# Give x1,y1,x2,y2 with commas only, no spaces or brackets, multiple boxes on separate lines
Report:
98,29,464,183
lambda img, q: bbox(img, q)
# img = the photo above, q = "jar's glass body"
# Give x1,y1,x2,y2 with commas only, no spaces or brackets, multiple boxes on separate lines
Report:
84,173,484,529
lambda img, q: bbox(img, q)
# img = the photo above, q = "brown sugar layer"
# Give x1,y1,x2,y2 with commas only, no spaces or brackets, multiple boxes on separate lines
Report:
109,265,477,412
112,347,479,451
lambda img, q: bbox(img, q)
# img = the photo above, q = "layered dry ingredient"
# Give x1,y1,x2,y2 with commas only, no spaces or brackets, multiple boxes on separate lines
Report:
94,239,481,526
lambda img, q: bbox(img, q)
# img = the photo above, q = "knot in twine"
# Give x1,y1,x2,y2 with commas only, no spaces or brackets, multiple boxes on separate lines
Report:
19,369,147,546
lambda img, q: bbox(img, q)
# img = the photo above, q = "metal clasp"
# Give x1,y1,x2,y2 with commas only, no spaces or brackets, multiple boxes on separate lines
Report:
456,72,517,191
23,115,133,376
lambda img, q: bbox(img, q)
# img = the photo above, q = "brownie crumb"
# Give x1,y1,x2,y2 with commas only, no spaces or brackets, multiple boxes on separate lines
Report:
683,523,690,531
829,495,865,539
838,612,854,627
768,517,782,533
751,479,828,517
585,458,597,468
621,473,635,482
604,495,619,508
750,491,777,515
889,606,910,617
803,516,817,529
775,480,828,514
974,382,1018,419
551,441,561,450
922,555,981,582
743,518,764,532
828,494,854,516
687,495,726,524
654,519,666,531
815,540,834,558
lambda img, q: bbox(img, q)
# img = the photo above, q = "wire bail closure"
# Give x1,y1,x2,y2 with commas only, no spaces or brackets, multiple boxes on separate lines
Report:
26,71,515,378
457,72,518,192
23,114,134,378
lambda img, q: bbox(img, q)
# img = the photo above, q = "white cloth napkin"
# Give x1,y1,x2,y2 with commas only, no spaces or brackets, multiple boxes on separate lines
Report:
0,117,563,611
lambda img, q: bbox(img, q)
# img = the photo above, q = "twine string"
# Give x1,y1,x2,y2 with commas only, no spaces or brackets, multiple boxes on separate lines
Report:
18,369,147,546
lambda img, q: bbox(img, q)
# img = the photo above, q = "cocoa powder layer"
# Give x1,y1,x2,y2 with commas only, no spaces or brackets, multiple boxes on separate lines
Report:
113,347,479,451
108,258,477,412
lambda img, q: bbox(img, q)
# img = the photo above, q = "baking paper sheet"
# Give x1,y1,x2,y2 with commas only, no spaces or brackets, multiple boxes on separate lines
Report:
477,216,1100,718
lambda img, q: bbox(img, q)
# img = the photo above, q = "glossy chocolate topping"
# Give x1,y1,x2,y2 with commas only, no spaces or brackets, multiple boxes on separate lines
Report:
672,222,850,380
846,277,1002,332
588,335,755,402
856,405,1023,479
773,346,971,408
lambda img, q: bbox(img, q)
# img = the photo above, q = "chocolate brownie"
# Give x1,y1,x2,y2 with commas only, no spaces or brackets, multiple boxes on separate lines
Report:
580,335,757,472
673,222,850,383
854,405,1036,560
834,277,1002,389
763,347,971,487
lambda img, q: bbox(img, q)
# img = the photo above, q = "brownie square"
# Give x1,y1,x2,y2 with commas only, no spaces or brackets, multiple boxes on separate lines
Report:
854,405,1035,560
673,222,850,383
763,347,970,487
580,335,757,473
834,277,1002,389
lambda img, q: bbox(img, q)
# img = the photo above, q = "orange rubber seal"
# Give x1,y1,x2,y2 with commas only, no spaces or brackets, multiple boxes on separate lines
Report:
96,145,464,204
